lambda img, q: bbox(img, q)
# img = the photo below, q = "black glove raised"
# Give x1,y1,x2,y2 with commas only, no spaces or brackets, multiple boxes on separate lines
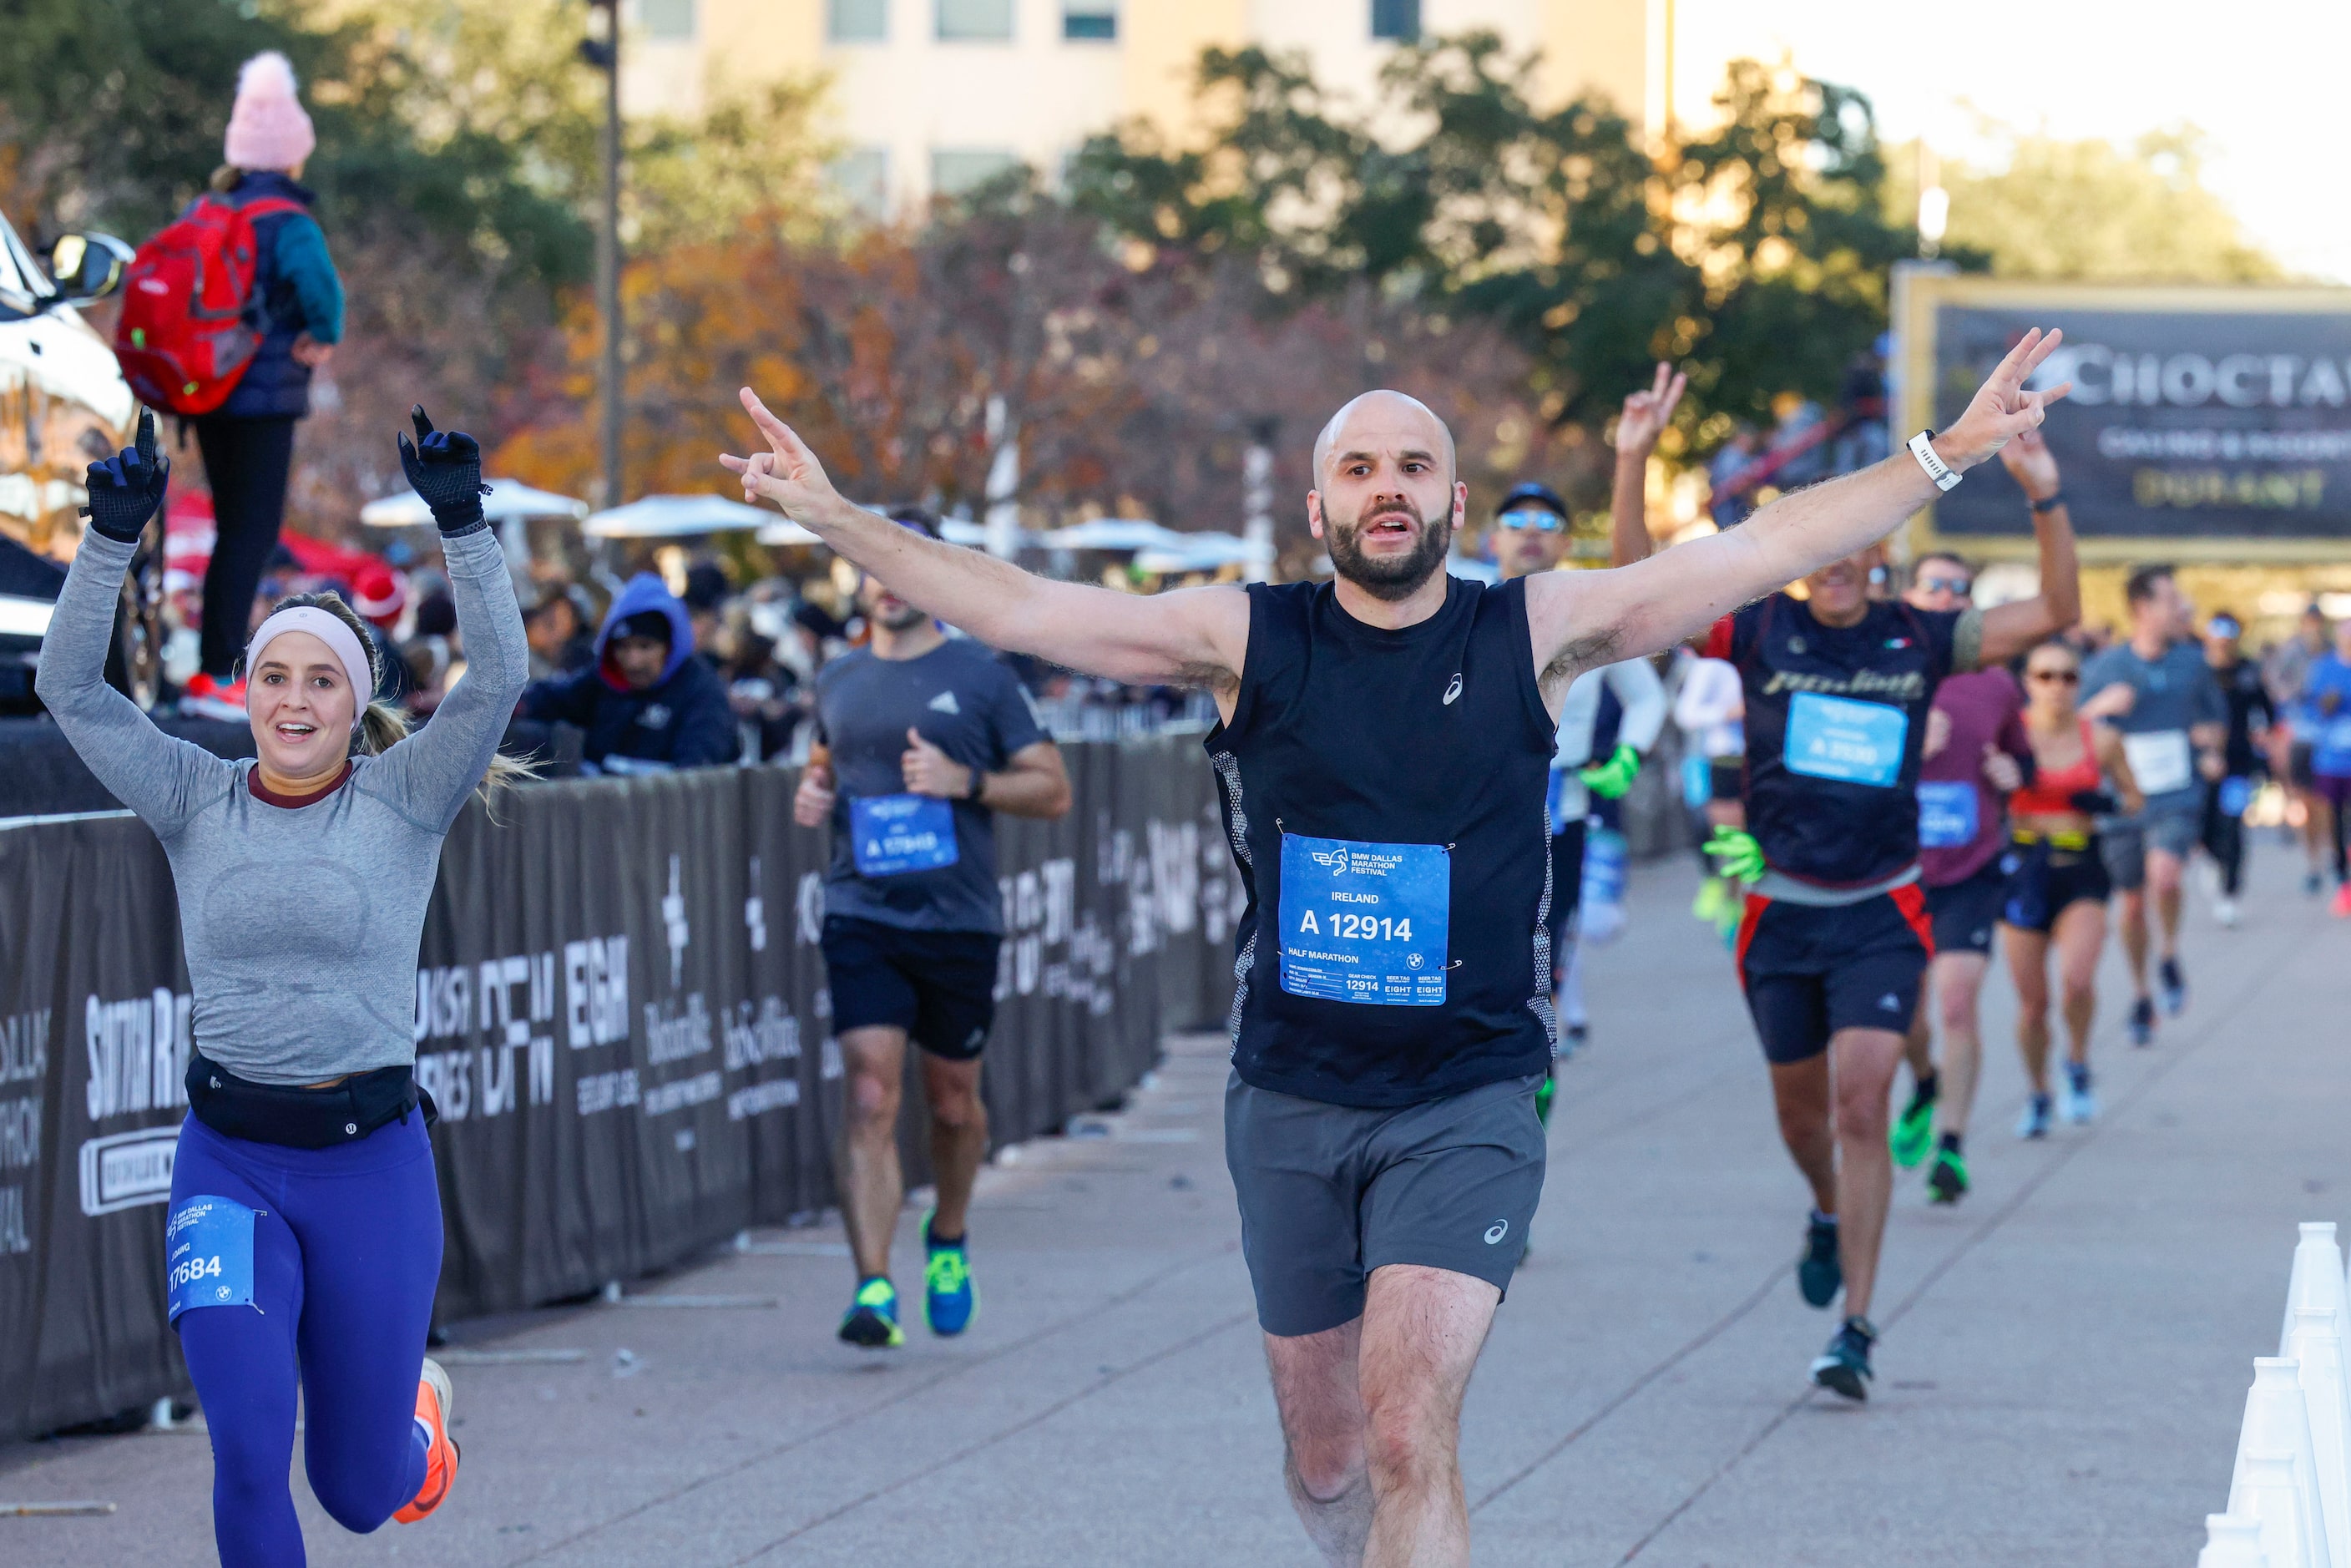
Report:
396,405,490,535
81,407,169,544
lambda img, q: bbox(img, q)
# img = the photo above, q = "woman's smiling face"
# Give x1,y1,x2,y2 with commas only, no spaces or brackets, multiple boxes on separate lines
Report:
248,629,356,781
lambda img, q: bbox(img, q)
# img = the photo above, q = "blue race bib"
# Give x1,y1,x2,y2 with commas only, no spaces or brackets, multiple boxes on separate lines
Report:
164,1195,258,1322
1784,692,1909,788
849,794,960,878
1277,835,1449,1006
1916,780,1979,848
1681,751,1713,809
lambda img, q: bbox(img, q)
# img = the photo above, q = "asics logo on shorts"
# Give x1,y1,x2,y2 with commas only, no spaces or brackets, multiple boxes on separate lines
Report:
1484,1219,1509,1245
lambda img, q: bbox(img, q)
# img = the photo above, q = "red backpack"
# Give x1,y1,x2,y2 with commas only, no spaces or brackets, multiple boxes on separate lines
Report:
111,193,305,416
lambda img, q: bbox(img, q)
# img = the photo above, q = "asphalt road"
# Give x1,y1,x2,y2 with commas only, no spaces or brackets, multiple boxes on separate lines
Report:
4,848,2339,1565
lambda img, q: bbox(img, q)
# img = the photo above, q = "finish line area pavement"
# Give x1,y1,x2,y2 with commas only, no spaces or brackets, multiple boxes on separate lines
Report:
5,856,2341,1565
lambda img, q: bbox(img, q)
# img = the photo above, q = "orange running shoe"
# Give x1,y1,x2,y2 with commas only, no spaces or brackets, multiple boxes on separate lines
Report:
392,1357,459,1524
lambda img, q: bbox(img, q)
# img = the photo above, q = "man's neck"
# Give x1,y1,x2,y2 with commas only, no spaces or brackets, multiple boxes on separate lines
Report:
1809,598,1871,630
1332,569,1450,630
871,619,947,661
2130,625,2170,660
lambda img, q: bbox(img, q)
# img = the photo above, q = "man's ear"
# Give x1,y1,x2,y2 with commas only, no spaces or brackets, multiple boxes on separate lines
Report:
1306,490,1326,542
1452,481,1467,530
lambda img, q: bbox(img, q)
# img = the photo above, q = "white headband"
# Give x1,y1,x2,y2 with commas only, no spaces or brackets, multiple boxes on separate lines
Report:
245,608,374,707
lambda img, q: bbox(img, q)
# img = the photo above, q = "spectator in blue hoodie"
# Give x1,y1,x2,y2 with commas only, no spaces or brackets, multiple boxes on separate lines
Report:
517,573,736,771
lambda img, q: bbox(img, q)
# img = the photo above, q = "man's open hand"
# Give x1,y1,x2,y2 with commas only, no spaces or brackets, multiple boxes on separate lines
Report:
721,389,842,524
1615,362,1687,461
1936,328,2072,472
902,728,973,799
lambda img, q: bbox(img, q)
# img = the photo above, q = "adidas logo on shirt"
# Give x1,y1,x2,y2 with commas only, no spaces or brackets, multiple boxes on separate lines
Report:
928,691,961,715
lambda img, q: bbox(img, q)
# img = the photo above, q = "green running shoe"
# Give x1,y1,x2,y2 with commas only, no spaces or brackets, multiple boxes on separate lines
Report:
1890,1082,1937,1169
838,1276,904,1349
1925,1145,1969,1205
922,1211,977,1337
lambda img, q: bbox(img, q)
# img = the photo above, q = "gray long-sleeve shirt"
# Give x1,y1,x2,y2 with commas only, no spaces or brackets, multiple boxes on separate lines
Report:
35,524,528,1085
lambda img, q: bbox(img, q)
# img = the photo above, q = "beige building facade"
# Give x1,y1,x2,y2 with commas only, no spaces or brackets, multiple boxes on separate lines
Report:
622,0,1670,210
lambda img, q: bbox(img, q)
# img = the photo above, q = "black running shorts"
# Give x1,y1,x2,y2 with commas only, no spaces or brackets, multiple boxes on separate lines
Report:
1224,1070,1546,1338
2000,838,2112,934
1734,887,1933,1065
821,915,1000,1060
1924,857,2005,957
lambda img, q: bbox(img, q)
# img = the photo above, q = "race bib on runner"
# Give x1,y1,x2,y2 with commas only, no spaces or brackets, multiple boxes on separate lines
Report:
1784,692,1908,788
165,1195,258,1322
1916,780,1979,848
1277,834,1449,1006
2122,729,2192,796
849,794,959,878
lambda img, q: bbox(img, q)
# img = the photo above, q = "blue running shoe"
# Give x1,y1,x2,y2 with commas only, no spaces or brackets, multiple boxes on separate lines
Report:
1810,1316,1876,1402
1797,1213,1842,1308
2060,1062,2097,1125
922,1211,976,1337
839,1276,904,1349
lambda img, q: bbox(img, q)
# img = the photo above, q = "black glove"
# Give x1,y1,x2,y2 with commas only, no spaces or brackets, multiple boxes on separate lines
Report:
396,405,490,535
2068,788,2118,816
81,407,169,544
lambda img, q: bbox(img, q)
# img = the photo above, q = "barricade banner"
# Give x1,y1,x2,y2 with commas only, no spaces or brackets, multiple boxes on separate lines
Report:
0,736,1236,1441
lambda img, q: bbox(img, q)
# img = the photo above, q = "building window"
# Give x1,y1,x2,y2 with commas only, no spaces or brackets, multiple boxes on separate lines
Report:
937,0,1012,41
1369,0,1419,42
932,149,1019,195
640,0,695,41
830,148,891,217
1064,2,1115,39
829,0,887,41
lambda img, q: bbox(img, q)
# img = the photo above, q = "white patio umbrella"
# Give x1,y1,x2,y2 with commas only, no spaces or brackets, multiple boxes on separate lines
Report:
359,478,588,528
1131,532,1275,574
1038,518,1191,554
582,493,772,539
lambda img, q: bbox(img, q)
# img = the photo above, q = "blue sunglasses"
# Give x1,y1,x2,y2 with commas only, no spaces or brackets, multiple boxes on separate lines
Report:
1496,508,1565,533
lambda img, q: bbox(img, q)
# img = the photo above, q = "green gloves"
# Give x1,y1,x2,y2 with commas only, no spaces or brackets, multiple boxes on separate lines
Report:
1703,825,1766,886
1579,743,1642,801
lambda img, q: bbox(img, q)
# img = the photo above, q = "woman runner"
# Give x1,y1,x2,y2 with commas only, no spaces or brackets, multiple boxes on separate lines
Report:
37,407,527,1565
2000,639,2141,1139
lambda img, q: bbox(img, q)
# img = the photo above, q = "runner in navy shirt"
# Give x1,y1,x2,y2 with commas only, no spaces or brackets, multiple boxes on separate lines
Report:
1643,426,2080,1399
797,509,1069,1350
729,330,2070,1555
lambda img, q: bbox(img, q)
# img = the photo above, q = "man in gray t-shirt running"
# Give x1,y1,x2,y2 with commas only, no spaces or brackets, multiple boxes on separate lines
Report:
2081,564,2225,1042
795,508,1069,1350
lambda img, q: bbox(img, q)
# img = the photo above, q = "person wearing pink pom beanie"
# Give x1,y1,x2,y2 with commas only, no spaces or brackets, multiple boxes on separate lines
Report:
177,50,348,722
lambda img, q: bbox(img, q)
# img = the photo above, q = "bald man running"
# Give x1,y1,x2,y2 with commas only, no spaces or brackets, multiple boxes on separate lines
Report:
723,333,2067,1567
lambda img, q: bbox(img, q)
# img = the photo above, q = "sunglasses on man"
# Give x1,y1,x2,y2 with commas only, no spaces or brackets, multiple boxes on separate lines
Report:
1916,574,1972,597
1495,508,1565,533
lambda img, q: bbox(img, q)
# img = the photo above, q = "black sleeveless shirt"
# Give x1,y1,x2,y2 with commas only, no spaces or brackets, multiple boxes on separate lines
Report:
1204,576,1558,1109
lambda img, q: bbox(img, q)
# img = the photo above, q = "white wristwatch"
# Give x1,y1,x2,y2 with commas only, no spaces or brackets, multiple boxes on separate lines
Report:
1908,429,1961,492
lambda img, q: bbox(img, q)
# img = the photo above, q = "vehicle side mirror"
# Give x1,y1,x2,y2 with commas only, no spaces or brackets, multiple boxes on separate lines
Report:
46,232,132,305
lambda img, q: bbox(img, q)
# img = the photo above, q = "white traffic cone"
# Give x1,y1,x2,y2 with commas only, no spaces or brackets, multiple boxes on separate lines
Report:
2201,1512,2276,1568
2290,1305,2351,1568
2230,1358,2333,1568
2283,1224,2351,1358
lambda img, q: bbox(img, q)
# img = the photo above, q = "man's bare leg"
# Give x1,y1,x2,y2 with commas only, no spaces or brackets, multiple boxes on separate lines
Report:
838,1025,909,1282
1265,1317,1371,1567
1929,951,1989,1136
1828,1026,1904,1322
1358,1266,1499,1568
919,1052,988,1241
1766,1056,1838,1212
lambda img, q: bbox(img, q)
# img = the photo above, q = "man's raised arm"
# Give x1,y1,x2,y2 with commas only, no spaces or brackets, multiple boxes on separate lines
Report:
721,389,1248,690
1531,329,2072,680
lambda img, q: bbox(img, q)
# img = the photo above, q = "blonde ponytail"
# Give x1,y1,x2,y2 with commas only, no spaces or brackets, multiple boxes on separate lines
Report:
263,589,539,813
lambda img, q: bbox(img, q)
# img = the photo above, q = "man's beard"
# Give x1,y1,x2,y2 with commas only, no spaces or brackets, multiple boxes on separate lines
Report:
1327,501,1452,602
872,598,928,632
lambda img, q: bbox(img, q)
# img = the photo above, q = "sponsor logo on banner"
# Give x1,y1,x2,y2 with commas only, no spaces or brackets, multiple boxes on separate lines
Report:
79,1126,179,1216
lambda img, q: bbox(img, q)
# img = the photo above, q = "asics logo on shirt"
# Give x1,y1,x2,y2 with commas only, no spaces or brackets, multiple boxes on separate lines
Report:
1443,674,1463,706
1878,993,1900,1012
928,690,961,715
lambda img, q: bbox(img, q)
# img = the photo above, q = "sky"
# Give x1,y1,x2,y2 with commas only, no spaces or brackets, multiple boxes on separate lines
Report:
1671,0,2348,282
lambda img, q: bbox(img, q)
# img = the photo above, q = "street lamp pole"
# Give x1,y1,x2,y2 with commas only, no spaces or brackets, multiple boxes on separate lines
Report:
583,1,624,508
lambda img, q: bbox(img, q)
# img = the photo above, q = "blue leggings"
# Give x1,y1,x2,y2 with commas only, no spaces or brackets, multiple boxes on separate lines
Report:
168,1111,443,1566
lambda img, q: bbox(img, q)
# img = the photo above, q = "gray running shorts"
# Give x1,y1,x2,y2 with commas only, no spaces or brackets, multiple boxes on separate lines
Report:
1224,1070,1546,1338
2102,804,2202,891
